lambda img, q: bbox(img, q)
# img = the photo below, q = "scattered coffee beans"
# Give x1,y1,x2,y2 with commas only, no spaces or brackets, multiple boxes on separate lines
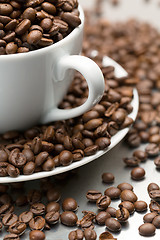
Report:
105,217,121,232
104,187,121,199
134,201,148,212
143,212,158,223
120,190,138,203
29,230,45,240
60,211,78,226
62,198,78,212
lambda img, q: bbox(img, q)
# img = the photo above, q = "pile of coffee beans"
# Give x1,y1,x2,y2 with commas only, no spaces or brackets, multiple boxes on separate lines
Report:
0,0,81,54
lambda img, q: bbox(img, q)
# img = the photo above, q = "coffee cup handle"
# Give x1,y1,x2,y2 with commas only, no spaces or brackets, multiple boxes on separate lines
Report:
40,55,105,124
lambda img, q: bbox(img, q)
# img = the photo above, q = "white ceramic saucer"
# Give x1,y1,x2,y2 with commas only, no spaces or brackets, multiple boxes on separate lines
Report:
0,57,139,183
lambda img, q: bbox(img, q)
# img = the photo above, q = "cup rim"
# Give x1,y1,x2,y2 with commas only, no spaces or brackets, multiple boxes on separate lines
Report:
0,5,84,60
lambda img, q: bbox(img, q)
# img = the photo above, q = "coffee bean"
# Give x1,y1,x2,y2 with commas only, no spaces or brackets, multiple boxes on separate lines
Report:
72,149,84,161
84,228,97,240
104,187,121,199
149,200,160,213
96,211,111,225
105,218,121,232
62,198,78,212
99,231,115,240
96,195,111,210
27,190,42,205
152,215,160,228
123,157,140,167
106,207,116,218
68,229,84,240
41,2,56,15
119,201,135,214
149,190,160,201
2,213,18,227
147,183,159,193
16,19,31,35
145,143,159,157
120,190,138,202
0,204,14,216
46,188,61,202
30,203,45,215
139,223,156,236
46,202,60,213
133,150,147,162
60,211,78,226
22,149,34,162
45,210,60,224
143,212,158,223
19,211,33,224
134,200,147,212
0,162,8,177
9,149,26,168
84,145,98,156
15,195,27,206
23,161,35,175
0,149,8,162
131,167,145,180
117,182,133,191
102,172,114,183
82,111,99,123
0,3,13,15
3,234,20,240
29,230,45,240
59,150,73,166
7,164,20,177
86,190,102,202
116,206,129,222
154,156,160,168
8,221,26,235
29,216,45,230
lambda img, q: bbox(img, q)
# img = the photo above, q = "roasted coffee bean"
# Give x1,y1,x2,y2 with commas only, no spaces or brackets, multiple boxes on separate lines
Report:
15,195,27,206
117,182,133,191
84,145,98,156
86,190,102,202
116,206,129,222
131,167,145,180
29,216,45,230
105,218,121,232
119,201,135,214
35,152,49,166
149,201,160,213
152,215,160,228
62,198,78,212
3,234,20,240
102,172,114,183
123,157,140,167
68,229,84,240
23,161,35,175
59,150,73,166
120,190,138,203
16,19,31,35
30,203,45,215
0,162,9,177
27,190,42,205
104,187,121,199
2,213,18,227
7,164,20,177
106,207,116,218
8,221,26,235
9,149,26,168
46,202,60,213
0,150,8,162
84,228,97,240
82,111,99,123
143,212,158,223
22,149,34,162
60,211,78,226
134,201,147,212
19,211,33,224
45,210,60,224
29,230,45,240
96,195,111,210
145,143,159,157
133,150,147,162
46,188,61,202
77,211,96,229
148,183,160,193
99,231,115,240
127,132,141,147
149,190,160,201
154,156,160,168
72,149,84,161
95,137,110,150
0,204,14,217
139,223,156,236
61,12,81,28
96,211,111,225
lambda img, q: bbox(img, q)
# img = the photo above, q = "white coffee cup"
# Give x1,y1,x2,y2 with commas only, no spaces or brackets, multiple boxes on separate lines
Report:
0,6,104,133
